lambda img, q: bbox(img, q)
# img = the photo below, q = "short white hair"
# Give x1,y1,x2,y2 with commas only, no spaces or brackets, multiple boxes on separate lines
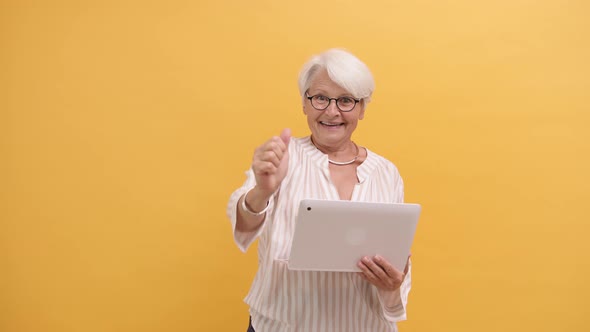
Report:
298,48,375,104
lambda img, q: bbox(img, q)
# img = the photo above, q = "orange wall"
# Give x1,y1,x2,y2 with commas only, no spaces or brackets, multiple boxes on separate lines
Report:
1,1,589,331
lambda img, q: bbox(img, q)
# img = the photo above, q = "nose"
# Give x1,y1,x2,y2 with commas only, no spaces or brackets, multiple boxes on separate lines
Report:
324,100,340,116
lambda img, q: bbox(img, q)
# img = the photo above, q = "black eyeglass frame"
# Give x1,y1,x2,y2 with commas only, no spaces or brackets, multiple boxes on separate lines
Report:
305,92,361,112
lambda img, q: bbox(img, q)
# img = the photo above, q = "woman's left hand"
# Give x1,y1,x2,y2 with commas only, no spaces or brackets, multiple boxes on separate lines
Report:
357,255,410,291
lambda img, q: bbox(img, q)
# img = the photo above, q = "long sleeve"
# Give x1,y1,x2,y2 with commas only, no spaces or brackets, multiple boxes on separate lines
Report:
376,162,411,322
226,169,272,252
376,260,412,322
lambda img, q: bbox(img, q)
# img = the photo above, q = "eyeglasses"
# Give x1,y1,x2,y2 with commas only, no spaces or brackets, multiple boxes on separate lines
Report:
305,92,360,112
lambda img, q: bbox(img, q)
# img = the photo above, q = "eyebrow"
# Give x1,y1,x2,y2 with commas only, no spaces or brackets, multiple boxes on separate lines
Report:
308,89,354,98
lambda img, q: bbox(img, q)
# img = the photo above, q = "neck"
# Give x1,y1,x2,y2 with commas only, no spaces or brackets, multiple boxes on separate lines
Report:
310,136,359,165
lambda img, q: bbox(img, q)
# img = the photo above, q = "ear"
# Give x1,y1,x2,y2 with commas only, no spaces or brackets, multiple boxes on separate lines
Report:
358,101,366,120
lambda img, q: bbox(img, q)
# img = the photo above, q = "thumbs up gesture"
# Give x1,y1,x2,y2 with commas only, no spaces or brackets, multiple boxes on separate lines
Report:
252,128,291,197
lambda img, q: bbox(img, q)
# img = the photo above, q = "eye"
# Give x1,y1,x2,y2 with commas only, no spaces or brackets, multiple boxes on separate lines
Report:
314,95,329,103
338,97,354,105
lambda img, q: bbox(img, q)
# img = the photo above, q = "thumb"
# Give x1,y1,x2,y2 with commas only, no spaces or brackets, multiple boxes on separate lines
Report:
280,128,291,147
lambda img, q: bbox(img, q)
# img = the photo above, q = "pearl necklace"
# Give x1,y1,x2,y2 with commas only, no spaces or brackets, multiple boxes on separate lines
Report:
311,137,360,166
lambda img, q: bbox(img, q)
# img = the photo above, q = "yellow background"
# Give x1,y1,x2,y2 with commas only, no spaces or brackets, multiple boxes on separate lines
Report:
2,0,589,331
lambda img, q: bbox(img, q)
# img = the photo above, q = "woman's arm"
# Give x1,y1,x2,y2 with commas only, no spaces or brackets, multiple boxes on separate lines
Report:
227,171,270,252
226,129,291,252
358,255,412,322
235,186,273,233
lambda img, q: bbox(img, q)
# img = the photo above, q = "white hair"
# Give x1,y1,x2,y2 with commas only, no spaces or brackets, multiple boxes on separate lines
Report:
298,48,375,104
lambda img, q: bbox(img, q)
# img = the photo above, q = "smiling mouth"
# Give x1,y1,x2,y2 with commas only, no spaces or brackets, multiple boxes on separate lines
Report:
320,121,344,127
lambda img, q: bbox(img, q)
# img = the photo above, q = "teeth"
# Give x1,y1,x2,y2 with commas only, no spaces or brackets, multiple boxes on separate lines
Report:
321,122,342,126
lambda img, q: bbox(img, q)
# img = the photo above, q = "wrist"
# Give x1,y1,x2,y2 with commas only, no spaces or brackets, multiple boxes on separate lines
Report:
249,186,274,203
242,187,272,216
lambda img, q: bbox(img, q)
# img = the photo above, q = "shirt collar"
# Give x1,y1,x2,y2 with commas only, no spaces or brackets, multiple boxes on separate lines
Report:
300,136,376,183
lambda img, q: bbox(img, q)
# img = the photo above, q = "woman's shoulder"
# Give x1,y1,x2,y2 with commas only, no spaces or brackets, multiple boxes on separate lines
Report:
288,136,313,152
366,147,398,166
364,147,402,177
290,136,310,145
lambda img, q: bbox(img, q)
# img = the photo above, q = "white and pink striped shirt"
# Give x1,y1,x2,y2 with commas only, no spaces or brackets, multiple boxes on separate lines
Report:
227,136,411,332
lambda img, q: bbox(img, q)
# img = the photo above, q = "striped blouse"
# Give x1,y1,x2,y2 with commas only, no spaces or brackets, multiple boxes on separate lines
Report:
227,136,411,332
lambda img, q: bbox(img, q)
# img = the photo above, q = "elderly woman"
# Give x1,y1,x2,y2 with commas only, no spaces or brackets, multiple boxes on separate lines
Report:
227,49,411,332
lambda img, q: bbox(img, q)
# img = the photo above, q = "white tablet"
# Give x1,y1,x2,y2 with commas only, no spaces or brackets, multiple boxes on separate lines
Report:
287,199,421,272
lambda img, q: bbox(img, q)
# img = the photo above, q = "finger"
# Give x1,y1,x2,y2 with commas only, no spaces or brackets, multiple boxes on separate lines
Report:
256,135,287,155
374,255,402,279
267,139,286,160
357,271,374,284
404,255,411,275
260,150,281,168
362,256,389,281
253,161,278,175
260,137,286,158
357,260,379,283
255,140,284,163
280,128,291,146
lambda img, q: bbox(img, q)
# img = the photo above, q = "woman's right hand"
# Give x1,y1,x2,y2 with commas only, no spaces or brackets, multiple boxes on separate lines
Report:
251,128,291,197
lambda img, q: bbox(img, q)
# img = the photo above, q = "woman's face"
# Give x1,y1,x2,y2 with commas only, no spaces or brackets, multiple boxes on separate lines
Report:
303,69,365,148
